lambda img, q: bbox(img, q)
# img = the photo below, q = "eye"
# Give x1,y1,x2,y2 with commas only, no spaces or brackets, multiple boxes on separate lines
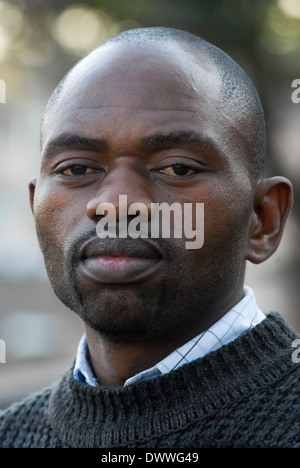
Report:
60,165,96,176
160,164,197,176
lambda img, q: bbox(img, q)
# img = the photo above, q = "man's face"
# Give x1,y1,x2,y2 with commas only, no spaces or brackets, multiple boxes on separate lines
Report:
31,43,255,345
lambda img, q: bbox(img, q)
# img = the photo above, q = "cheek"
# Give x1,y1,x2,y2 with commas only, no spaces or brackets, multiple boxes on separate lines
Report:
33,184,77,249
184,182,252,264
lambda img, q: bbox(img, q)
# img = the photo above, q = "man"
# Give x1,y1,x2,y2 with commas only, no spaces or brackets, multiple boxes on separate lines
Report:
0,27,298,448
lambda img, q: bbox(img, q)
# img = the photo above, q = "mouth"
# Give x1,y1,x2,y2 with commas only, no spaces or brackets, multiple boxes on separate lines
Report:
77,237,166,284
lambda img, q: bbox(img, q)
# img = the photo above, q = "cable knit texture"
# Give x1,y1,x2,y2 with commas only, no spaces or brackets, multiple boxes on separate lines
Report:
1,313,300,448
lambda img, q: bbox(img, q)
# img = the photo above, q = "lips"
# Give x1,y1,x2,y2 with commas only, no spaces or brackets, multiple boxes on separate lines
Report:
77,237,165,284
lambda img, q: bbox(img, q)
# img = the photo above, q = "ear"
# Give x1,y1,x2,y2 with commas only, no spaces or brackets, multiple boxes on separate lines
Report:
246,176,293,264
29,176,37,214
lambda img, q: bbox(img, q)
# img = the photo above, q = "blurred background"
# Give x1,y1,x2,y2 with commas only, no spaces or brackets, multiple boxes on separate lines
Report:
0,0,299,409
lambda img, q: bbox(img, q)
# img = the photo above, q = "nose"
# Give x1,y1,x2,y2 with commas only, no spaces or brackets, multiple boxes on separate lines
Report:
86,164,154,224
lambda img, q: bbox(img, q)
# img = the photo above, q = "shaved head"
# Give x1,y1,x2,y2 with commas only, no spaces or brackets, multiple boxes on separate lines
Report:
41,27,266,183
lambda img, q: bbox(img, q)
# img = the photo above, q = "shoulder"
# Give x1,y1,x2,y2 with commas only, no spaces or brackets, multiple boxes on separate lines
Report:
0,383,59,448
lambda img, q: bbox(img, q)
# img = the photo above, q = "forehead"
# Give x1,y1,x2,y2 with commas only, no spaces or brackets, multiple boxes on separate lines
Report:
43,43,222,139
42,42,250,167
63,41,219,107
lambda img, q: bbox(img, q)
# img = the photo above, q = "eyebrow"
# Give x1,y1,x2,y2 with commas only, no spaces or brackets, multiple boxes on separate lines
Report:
141,130,221,156
43,133,108,156
43,130,221,159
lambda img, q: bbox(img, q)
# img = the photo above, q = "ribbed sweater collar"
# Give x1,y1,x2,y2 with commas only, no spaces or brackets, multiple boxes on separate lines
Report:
48,313,299,448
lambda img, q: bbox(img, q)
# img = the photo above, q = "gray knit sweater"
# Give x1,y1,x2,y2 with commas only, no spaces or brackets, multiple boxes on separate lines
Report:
1,313,300,448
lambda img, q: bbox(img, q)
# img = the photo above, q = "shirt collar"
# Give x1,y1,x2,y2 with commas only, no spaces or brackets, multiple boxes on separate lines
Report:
74,285,265,387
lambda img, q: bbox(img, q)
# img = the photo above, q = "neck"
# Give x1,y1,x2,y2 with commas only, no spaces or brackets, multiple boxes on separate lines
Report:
85,327,179,386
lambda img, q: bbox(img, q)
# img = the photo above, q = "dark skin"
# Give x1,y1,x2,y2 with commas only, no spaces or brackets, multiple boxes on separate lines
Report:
29,42,293,386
